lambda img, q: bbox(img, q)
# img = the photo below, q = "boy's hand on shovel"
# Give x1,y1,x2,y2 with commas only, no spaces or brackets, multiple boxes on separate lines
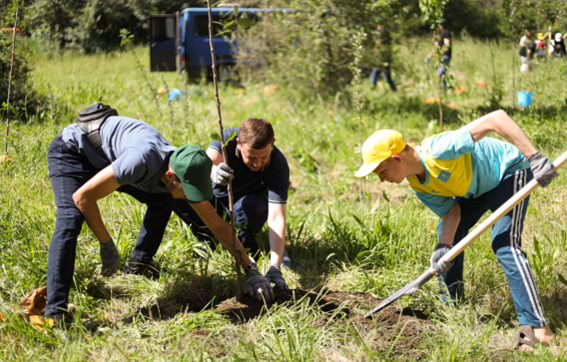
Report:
430,243,454,276
529,152,559,188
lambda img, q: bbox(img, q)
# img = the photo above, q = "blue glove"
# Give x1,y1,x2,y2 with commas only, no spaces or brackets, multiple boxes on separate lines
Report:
430,243,453,277
529,152,558,188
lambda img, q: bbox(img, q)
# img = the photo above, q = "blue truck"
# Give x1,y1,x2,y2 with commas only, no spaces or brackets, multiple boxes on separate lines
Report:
150,7,288,76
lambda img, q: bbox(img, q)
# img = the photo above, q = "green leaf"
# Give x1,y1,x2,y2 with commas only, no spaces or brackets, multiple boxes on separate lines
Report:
233,5,239,15
238,18,253,29
534,236,542,260
227,130,237,142
223,20,235,29
558,273,567,287
238,12,252,29
351,214,365,228
382,191,390,203
210,132,222,141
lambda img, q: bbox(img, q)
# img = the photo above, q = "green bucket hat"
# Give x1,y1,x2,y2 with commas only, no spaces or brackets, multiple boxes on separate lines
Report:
170,145,213,202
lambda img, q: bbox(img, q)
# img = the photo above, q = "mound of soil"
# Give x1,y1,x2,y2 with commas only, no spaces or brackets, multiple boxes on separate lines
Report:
216,288,431,358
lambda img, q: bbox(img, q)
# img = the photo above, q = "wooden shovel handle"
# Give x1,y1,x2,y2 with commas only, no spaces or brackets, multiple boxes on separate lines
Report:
430,150,567,274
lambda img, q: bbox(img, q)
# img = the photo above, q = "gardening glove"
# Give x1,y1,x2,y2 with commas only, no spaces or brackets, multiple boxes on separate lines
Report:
100,238,121,277
211,162,234,186
424,56,430,64
528,152,559,188
430,243,454,277
265,265,290,291
245,263,275,302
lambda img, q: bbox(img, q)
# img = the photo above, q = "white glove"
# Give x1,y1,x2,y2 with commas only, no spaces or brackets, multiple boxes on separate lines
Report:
211,162,234,186
430,243,453,277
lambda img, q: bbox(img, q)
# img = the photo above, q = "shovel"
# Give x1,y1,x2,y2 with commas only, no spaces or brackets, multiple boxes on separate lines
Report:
365,150,567,318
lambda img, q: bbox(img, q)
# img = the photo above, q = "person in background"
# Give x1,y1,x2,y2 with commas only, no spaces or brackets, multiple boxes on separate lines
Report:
519,30,535,65
424,18,452,89
535,33,547,59
355,110,559,352
549,32,566,57
370,17,396,92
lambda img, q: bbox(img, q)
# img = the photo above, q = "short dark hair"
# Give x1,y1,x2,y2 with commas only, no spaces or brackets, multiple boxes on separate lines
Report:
239,117,275,149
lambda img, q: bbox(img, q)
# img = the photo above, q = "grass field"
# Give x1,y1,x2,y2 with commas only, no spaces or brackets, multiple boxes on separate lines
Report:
1,36,567,361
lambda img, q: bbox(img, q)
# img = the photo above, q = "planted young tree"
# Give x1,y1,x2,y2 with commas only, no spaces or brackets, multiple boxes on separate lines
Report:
420,0,449,131
206,0,244,299
3,0,18,157
510,1,518,108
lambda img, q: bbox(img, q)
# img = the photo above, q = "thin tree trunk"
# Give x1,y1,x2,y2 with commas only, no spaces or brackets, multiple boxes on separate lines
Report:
4,0,19,155
437,76,443,132
206,0,244,300
512,23,516,108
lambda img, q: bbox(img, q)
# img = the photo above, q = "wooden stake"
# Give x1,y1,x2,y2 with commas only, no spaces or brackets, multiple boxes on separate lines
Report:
206,0,244,300
4,0,19,156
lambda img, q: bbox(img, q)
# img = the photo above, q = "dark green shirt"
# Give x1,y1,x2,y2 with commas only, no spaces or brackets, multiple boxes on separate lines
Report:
375,27,392,63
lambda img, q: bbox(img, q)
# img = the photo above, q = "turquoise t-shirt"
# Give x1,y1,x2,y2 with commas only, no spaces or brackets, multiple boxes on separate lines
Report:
406,127,529,217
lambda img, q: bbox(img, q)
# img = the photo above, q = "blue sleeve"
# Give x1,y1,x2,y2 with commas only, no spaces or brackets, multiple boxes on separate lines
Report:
430,127,475,160
414,191,454,217
112,147,149,186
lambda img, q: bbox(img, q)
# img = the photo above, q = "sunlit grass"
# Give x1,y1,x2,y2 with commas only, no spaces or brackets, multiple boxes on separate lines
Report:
1,37,566,360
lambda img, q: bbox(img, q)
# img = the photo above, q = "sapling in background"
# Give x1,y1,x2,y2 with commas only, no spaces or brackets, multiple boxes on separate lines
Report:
3,0,19,157
349,29,366,204
420,0,449,132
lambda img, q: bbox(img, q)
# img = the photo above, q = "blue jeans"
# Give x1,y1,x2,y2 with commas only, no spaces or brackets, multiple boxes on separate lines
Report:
177,192,268,256
437,55,451,88
437,169,548,327
46,135,192,315
370,62,396,92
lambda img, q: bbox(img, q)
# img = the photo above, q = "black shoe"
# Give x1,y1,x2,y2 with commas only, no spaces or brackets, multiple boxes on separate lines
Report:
45,312,72,341
123,258,160,280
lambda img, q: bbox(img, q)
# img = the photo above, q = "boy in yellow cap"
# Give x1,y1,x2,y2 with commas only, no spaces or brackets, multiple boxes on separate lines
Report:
355,110,558,351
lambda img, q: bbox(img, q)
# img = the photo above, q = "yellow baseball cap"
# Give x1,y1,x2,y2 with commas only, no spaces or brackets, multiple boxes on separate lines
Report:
537,33,545,40
354,130,406,178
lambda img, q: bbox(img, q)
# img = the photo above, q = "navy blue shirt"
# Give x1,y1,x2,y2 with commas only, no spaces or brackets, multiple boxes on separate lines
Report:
61,116,176,194
208,128,289,204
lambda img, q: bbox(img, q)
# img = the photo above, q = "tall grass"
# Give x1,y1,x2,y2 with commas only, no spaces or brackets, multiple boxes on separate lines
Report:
1,36,566,360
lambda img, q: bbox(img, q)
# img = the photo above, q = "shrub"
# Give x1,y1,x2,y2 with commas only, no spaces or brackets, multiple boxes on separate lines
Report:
0,0,43,119
26,0,201,54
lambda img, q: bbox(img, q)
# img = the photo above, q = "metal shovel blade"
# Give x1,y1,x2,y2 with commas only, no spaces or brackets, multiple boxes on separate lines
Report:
364,269,434,318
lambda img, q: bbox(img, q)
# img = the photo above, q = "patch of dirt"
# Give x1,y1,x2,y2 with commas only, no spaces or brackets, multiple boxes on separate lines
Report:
216,288,431,358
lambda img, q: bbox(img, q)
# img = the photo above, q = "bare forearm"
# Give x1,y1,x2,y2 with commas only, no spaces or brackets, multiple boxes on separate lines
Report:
269,221,286,266
75,199,111,243
438,202,460,246
267,204,287,266
467,110,537,158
